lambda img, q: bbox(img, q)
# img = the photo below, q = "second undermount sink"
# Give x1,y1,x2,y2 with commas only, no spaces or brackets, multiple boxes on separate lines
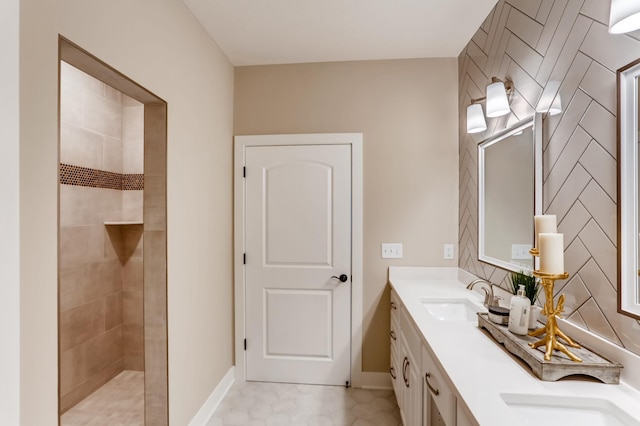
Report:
500,393,640,426
420,298,485,321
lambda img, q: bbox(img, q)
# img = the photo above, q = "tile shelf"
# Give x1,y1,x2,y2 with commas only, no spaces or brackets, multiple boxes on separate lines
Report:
104,221,143,225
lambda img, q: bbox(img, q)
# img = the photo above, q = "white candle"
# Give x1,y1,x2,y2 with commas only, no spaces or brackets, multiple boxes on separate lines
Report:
539,233,564,274
534,215,557,248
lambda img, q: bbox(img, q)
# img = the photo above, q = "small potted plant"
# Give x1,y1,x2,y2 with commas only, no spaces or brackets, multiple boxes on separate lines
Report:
509,270,541,328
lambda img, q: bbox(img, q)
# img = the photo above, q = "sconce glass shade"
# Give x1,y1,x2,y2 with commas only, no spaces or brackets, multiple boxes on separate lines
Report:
609,0,640,34
536,81,562,116
466,104,487,133
485,81,511,117
548,94,562,116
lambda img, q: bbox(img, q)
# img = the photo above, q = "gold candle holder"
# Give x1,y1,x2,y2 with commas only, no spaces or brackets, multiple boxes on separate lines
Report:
529,270,582,362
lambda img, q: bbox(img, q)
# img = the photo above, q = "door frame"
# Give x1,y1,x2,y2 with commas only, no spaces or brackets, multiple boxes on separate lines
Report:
58,37,169,423
234,133,363,387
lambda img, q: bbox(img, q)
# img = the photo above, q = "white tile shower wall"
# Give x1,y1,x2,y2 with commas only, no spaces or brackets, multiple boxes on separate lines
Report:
458,0,640,356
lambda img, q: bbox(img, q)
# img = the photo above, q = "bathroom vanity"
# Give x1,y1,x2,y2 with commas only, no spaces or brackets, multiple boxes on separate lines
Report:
389,266,640,426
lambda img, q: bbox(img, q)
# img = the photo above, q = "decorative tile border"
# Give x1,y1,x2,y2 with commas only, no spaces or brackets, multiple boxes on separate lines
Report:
60,163,144,190
122,173,144,191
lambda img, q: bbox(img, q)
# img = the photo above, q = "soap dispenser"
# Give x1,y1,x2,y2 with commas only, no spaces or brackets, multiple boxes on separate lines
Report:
508,285,530,335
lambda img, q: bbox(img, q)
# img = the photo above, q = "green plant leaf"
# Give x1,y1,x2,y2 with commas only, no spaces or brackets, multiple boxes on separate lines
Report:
509,270,540,304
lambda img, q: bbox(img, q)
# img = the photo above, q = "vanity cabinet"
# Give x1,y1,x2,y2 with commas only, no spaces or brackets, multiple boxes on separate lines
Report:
390,290,422,425
390,290,401,398
400,308,423,426
391,288,470,426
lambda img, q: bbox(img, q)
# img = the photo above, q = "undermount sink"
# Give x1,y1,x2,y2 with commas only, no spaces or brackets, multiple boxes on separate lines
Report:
420,298,484,321
500,393,640,426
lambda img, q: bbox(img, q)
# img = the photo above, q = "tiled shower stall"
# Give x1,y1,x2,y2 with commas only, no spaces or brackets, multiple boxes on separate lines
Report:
58,61,144,413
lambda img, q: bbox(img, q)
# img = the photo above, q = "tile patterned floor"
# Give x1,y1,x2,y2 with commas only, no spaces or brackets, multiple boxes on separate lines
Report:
207,381,402,426
60,370,144,425
60,374,401,426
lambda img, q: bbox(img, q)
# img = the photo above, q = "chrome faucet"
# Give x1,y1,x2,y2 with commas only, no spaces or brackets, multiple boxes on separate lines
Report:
466,278,494,307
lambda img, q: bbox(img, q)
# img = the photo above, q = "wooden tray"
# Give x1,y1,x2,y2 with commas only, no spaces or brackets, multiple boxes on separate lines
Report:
477,313,622,384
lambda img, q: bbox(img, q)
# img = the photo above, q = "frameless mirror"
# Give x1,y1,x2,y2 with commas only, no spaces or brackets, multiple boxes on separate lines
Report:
478,114,542,273
617,58,640,319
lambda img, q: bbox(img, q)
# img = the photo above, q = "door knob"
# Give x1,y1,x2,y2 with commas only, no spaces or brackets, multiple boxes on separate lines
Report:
331,274,349,283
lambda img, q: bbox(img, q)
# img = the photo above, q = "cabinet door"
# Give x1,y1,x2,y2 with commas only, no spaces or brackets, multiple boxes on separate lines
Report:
399,331,422,426
422,345,455,426
390,290,402,405
398,342,409,426
406,352,422,426
390,340,401,404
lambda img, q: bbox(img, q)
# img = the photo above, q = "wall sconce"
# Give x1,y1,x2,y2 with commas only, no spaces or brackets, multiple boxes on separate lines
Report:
609,0,640,34
466,104,487,133
536,81,563,116
548,95,562,116
486,79,512,117
466,77,514,134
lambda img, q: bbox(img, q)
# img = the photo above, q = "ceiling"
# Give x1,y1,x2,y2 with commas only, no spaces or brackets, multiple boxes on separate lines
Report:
182,0,499,66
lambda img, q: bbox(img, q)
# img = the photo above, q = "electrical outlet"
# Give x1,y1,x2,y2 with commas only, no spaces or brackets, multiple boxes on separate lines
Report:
381,243,403,259
444,244,454,259
511,244,532,260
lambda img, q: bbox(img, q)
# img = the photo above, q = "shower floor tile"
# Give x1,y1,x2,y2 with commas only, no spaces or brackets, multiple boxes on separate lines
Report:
207,381,402,426
61,370,144,425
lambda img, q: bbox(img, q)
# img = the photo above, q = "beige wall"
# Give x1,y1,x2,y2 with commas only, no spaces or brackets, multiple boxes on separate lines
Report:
459,0,640,356
234,59,459,372
20,0,234,424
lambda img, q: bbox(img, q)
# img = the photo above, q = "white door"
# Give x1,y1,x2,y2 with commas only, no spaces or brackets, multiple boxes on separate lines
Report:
244,143,352,385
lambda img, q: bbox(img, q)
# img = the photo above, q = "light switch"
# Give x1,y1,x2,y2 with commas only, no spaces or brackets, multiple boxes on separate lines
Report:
511,244,532,260
381,243,403,259
444,244,454,259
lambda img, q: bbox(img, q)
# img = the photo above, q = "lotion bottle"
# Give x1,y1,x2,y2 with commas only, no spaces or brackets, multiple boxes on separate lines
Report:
508,285,530,335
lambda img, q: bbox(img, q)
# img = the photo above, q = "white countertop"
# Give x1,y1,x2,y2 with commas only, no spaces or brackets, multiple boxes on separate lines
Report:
389,267,640,426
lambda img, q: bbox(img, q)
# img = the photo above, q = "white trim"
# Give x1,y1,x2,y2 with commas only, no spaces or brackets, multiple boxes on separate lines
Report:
618,60,640,318
361,372,393,390
188,366,235,426
0,0,20,423
233,133,364,387
477,115,541,274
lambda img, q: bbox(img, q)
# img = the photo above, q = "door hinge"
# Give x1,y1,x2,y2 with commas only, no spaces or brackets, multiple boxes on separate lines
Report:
244,339,247,351
243,166,246,178
243,253,246,264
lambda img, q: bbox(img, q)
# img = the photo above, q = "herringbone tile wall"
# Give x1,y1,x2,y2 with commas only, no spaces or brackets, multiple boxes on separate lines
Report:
458,0,640,356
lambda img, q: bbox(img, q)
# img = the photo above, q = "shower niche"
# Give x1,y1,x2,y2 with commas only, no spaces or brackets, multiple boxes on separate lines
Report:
58,38,168,425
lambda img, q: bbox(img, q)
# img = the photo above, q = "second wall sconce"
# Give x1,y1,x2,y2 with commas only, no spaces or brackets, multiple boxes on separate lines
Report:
466,77,514,134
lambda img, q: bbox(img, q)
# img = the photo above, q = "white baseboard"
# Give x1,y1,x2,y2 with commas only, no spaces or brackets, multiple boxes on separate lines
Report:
189,366,235,426
361,371,392,390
